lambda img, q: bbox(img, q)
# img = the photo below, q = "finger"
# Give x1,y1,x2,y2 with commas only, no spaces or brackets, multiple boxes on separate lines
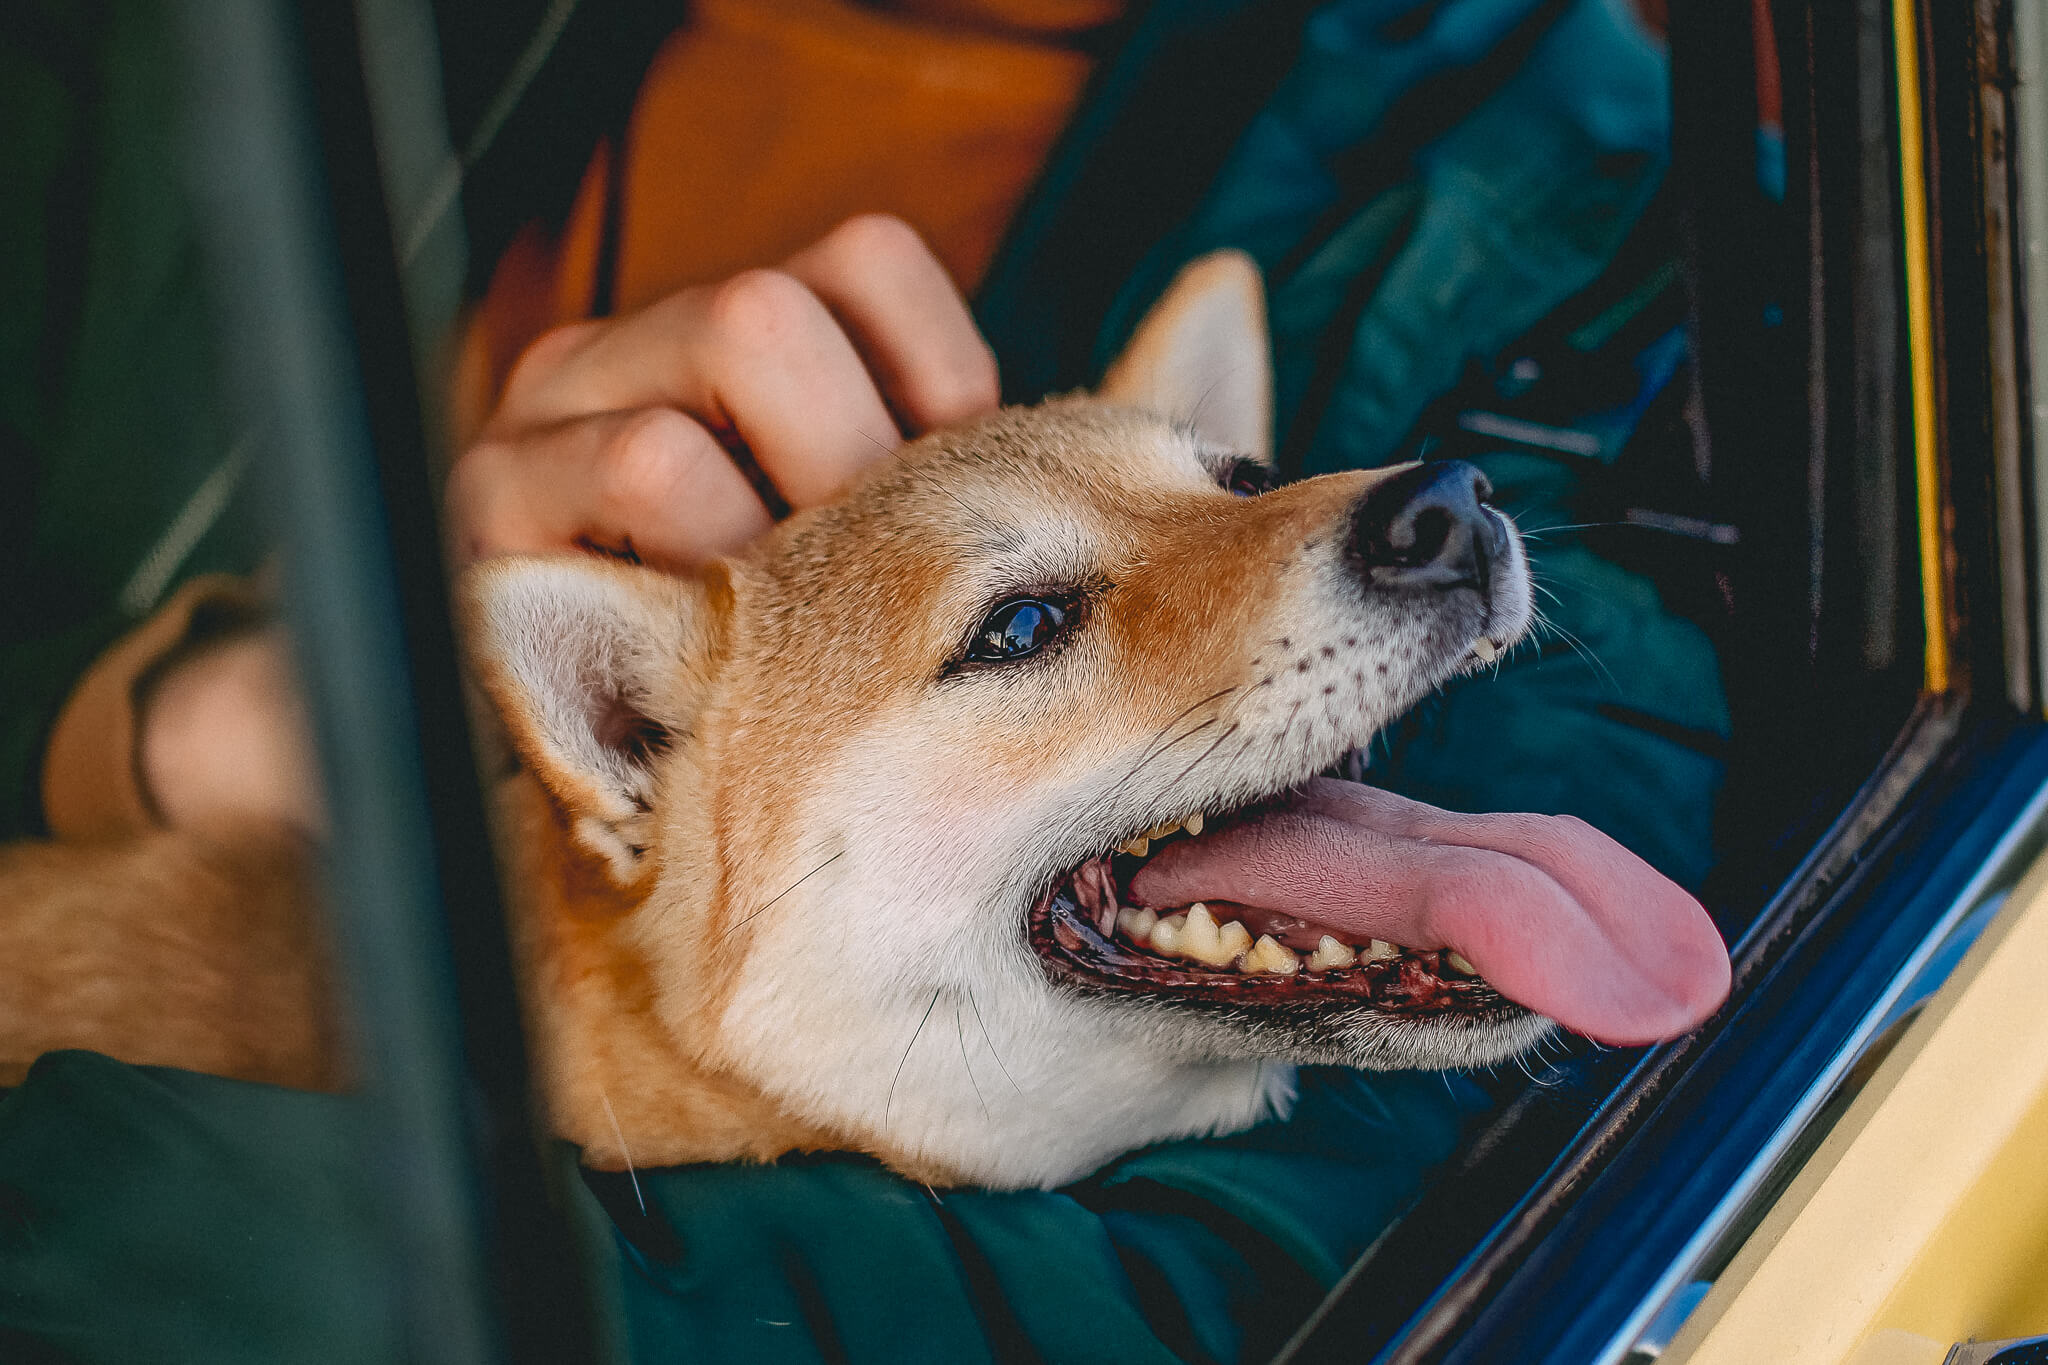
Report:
781,214,1000,433
499,271,902,509
679,270,906,506
449,407,774,570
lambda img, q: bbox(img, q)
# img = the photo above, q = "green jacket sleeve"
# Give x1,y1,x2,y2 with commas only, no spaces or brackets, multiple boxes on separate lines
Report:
0,1053,1486,1365
0,1053,400,1365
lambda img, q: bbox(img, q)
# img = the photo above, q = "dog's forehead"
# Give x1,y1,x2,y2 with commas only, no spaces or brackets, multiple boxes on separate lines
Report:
791,402,1216,554
886,402,1208,509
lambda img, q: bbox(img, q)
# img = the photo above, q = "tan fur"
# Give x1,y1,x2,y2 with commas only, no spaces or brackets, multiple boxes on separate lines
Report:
0,823,344,1091
494,774,842,1168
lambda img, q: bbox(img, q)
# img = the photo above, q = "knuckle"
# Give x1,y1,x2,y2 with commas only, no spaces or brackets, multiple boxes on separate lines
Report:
1547,813,1597,840
502,320,599,398
704,269,815,347
821,212,929,269
601,409,709,514
1512,812,1592,856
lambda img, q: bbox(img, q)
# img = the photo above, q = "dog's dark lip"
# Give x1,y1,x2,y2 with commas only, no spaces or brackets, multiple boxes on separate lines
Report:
1025,863,1509,1014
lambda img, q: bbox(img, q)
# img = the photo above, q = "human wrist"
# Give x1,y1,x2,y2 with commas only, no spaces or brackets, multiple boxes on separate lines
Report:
138,627,324,836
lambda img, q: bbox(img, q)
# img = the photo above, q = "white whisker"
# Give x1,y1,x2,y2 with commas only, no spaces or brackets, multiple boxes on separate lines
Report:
600,1090,646,1216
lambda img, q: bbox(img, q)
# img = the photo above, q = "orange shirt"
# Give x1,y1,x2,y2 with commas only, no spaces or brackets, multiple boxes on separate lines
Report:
453,0,1123,440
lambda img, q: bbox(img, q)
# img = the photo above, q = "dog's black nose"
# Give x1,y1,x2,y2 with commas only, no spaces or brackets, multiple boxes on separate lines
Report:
1348,460,1503,592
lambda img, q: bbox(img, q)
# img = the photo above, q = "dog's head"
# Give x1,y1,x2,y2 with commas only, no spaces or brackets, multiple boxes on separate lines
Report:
466,254,1727,1187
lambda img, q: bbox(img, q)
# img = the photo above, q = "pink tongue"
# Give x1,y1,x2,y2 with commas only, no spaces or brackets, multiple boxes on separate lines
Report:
1128,778,1729,1045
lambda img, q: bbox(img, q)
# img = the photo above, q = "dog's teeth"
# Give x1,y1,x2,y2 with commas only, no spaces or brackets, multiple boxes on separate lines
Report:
1216,918,1253,964
1180,904,1237,967
1307,936,1356,971
1148,913,1188,955
1472,638,1498,663
1242,935,1302,976
1128,814,1203,852
1117,907,1158,942
1364,939,1401,961
1444,950,1478,976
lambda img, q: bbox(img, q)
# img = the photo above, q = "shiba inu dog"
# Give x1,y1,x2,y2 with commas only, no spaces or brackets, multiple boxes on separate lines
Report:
0,253,1726,1189
464,252,1731,1189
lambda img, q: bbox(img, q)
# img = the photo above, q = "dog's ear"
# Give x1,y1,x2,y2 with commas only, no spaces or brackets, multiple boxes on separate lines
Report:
463,557,723,882
1100,249,1273,463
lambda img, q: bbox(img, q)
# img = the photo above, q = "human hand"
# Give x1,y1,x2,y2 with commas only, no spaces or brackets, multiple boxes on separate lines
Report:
447,214,1001,570
140,627,324,837
132,219,993,836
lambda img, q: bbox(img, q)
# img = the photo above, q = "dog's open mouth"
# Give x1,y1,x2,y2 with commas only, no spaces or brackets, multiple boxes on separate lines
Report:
1029,776,1733,1046
1032,825,1503,1016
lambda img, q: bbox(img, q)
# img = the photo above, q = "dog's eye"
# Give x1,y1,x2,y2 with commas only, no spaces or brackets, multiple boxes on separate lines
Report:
1221,458,1277,497
969,597,1070,663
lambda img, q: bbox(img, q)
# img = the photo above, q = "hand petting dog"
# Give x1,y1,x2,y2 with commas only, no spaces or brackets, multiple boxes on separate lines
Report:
446,213,1000,571
141,216,996,836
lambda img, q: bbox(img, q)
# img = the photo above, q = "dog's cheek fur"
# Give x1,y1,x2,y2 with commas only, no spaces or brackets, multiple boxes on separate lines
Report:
495,774,851,1172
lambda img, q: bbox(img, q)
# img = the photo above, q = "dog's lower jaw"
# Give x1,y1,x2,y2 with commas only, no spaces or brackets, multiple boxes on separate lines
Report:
699,952,1306,1187
562,1014,1295,1189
